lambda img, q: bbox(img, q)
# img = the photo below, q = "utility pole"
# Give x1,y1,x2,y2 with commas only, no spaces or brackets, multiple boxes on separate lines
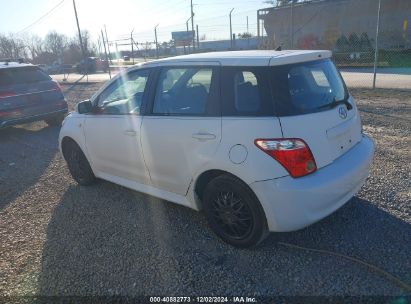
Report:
373,0,382,89
97,37,102,57
132,39,144,61
104,25,112,64
247,16,250,48
257,10,260,43
191,0,195,52
290,1,294,48
101,29,111,79
186,17,192,54
72,0,85,58
229,8,234,49
196,24,200,49
154,24,159,59
72,0,87,81
131,29,134,64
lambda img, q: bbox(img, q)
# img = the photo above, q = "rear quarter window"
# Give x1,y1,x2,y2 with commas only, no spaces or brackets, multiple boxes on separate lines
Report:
0,66,51,86
271,59,348,116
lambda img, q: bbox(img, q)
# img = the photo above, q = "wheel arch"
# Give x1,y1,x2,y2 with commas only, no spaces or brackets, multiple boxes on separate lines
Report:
194,169,270,247
61,136,79,161
193,169,259,210
61,136,93,169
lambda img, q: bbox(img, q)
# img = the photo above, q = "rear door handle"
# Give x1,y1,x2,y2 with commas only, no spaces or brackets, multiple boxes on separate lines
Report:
124,130,137,136
192,132,216,141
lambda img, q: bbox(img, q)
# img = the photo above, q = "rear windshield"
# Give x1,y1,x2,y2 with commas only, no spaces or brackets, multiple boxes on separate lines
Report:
0,66,51,86
271,59,348,116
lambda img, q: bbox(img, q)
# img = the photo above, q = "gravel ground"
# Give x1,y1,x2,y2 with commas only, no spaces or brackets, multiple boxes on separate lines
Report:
0,83,410,300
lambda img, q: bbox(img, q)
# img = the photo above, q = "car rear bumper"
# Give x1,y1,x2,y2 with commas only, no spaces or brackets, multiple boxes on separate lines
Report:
0,107,67,129
250,135,375,232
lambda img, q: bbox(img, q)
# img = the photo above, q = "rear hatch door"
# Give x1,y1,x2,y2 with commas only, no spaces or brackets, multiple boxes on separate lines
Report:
271,58,362,169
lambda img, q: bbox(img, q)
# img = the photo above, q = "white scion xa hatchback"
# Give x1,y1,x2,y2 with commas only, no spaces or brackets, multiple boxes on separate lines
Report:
59,50,374,247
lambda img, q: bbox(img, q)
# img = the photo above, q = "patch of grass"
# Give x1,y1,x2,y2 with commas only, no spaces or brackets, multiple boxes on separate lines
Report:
334,49,411,68
380,50,411,67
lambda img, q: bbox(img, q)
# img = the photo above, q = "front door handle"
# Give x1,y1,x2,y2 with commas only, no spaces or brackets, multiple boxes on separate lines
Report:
124,130,137,136
192,132,216,141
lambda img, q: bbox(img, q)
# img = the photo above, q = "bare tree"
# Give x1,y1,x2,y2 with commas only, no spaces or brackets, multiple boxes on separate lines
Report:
44,31,68,61
1,29,97,64
0,34,14,58
24,34,44,59
0,34,27,59
63,38,82,64
143,41,153,57
80,30,93,56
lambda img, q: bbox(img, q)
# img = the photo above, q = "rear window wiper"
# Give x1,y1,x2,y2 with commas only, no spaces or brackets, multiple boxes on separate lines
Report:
317,96,352,110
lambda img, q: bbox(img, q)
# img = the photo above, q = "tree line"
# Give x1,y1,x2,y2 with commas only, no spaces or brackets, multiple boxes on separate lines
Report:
0,30,97,64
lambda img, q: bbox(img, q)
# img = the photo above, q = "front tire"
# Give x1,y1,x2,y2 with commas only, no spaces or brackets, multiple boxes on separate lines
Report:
63,140,96,186
203,175,268,248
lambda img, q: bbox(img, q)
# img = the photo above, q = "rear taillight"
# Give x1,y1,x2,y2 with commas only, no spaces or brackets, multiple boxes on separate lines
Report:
254,138,317,178
50,81,62,91
0,110,21,117
0,91,16,99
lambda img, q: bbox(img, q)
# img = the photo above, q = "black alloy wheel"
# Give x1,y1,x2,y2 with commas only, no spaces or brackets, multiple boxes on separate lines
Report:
203,174,268,248
211,191,253,240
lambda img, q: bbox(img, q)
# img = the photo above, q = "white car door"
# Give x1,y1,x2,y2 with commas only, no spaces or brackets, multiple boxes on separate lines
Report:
83,69,152,184
141,64,221,195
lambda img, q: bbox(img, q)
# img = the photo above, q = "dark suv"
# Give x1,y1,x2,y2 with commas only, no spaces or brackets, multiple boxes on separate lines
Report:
0,60,68,129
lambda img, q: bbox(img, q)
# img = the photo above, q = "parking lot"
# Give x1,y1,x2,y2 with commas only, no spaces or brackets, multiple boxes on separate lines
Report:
0,83,410,298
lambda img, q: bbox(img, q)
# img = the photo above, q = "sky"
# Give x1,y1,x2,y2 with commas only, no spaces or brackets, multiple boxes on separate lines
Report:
0,0,273,49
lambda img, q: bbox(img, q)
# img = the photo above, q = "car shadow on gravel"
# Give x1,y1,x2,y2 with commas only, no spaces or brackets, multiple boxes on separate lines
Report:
0,124,60,210
38,184,411,296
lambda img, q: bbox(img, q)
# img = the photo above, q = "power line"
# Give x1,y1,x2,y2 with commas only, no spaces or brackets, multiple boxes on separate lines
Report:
196,8,258,22
151,0,188,15
17,0,66,34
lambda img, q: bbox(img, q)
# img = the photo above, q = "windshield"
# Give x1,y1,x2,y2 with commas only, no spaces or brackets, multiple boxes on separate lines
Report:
271,59,348,116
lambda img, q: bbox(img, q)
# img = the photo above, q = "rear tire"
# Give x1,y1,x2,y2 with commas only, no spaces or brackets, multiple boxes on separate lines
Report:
63,141,96,186
45,114,65,127
202,174,268,248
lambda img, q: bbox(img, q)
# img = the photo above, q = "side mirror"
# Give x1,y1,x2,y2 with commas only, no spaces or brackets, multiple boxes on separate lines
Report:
76,99,93,114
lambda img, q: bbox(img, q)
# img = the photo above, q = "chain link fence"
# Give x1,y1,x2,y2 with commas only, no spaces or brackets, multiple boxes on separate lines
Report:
7,0,407,91
258,0,411,90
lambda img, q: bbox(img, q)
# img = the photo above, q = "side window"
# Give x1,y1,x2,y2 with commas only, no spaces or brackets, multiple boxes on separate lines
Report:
152,67,215,115
96,69,150,115
189,68,213,92
161,69,185,91
221,67,273,116
234,71,260,112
